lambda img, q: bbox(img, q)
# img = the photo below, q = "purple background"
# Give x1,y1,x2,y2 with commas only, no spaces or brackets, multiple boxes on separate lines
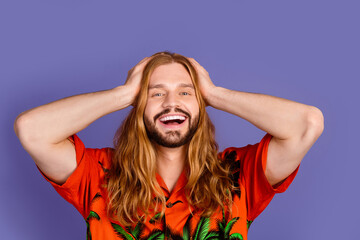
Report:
1,0,358,239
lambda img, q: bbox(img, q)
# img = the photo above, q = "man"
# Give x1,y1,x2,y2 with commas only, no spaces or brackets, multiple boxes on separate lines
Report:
14,51,324,239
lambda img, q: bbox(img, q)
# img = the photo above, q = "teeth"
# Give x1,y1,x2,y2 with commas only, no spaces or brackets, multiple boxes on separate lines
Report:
159,115,186,122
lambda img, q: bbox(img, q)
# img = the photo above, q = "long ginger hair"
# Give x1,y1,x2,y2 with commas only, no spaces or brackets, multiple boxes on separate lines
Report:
106,51,236,226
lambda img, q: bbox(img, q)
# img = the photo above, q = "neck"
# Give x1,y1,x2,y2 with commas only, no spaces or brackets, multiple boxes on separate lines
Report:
155,144,188,191
156,144,187,171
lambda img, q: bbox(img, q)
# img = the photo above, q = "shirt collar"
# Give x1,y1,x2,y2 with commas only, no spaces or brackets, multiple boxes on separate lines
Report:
155,168,188,196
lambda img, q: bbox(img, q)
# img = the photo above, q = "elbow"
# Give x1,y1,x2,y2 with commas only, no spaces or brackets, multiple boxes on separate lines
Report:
306,106,325,138
14,114,37,144
14,113,25,138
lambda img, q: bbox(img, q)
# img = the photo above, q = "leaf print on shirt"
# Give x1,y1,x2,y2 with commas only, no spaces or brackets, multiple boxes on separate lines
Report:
86,193,102,240
246,220,253,230
86,211,100,240
180,214,220,240
111,222,138,240
223,150,241,199
149,213,163,225
216,209,243,240
146,229,165,240
98,161,109,174
111,221,166,240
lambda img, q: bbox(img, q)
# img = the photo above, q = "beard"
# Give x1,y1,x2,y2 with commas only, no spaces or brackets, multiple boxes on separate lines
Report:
144,109,199,148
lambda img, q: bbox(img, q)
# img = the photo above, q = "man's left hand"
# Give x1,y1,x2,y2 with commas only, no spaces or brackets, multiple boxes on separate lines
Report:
187,58,217,106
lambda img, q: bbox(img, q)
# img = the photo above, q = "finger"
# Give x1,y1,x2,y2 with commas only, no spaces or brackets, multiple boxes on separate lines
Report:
140,57,153,66
133,57,151,70
188,57,197,63
189,58,201,67
138,57,149,64
134,56,148,65
187,57,196,66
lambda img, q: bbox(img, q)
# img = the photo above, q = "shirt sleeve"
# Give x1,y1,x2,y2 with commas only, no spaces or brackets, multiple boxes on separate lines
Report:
37,134,113,219
218,133,300,221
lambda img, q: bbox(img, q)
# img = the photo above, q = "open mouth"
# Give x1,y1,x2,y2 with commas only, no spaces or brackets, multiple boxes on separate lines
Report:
159,115,187,126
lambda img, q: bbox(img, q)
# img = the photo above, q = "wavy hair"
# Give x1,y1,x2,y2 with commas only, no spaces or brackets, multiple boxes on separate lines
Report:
106,51,236,226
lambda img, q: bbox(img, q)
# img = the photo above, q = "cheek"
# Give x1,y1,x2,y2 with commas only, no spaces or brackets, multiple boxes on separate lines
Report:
144,102,152,119
188,98,200,114
144,100,162,121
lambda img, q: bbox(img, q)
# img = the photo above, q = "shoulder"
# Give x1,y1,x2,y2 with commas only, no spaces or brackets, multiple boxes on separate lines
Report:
218,133,273,163
87,147,114,174
217,145,252,168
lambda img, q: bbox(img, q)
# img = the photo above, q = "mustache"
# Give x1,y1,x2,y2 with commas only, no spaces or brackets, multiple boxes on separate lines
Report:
153,108,191,122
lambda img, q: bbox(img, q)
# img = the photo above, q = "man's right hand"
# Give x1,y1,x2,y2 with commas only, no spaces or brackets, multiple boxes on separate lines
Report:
122,56,152,106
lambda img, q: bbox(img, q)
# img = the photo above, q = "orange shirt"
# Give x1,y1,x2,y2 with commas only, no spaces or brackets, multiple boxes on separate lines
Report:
39,133,299,240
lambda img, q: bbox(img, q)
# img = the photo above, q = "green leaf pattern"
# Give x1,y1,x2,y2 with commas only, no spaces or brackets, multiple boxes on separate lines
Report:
86,211,101,240
246,220,253,230
87,207,247,240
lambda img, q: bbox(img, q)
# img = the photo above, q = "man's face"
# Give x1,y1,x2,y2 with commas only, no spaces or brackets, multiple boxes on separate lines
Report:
144,62,200,148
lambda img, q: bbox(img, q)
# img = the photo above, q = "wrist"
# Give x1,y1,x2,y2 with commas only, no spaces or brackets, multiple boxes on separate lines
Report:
203,85,219,107
205,86,227,109
111,85,136,110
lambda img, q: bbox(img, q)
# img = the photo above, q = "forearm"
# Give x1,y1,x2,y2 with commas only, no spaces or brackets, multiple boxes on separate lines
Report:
207,86,320,140
14,85,133,145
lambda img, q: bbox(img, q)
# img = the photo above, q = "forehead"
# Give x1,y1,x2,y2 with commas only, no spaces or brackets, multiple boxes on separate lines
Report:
148,62,193,87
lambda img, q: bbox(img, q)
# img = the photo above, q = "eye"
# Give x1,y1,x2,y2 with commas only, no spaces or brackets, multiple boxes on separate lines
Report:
153,93,163,97
180,92,190,96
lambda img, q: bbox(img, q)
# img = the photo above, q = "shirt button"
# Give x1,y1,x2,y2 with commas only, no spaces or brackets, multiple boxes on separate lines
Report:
166,202,173,208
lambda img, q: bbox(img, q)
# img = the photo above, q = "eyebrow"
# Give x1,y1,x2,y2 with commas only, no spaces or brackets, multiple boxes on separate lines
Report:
148,83,195,90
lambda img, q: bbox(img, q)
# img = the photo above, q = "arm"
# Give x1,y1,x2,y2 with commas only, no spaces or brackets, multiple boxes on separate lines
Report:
188,58,324,186
14,56,151,184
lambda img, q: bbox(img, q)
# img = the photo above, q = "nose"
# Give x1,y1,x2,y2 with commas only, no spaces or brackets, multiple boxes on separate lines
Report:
161,92,181,108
